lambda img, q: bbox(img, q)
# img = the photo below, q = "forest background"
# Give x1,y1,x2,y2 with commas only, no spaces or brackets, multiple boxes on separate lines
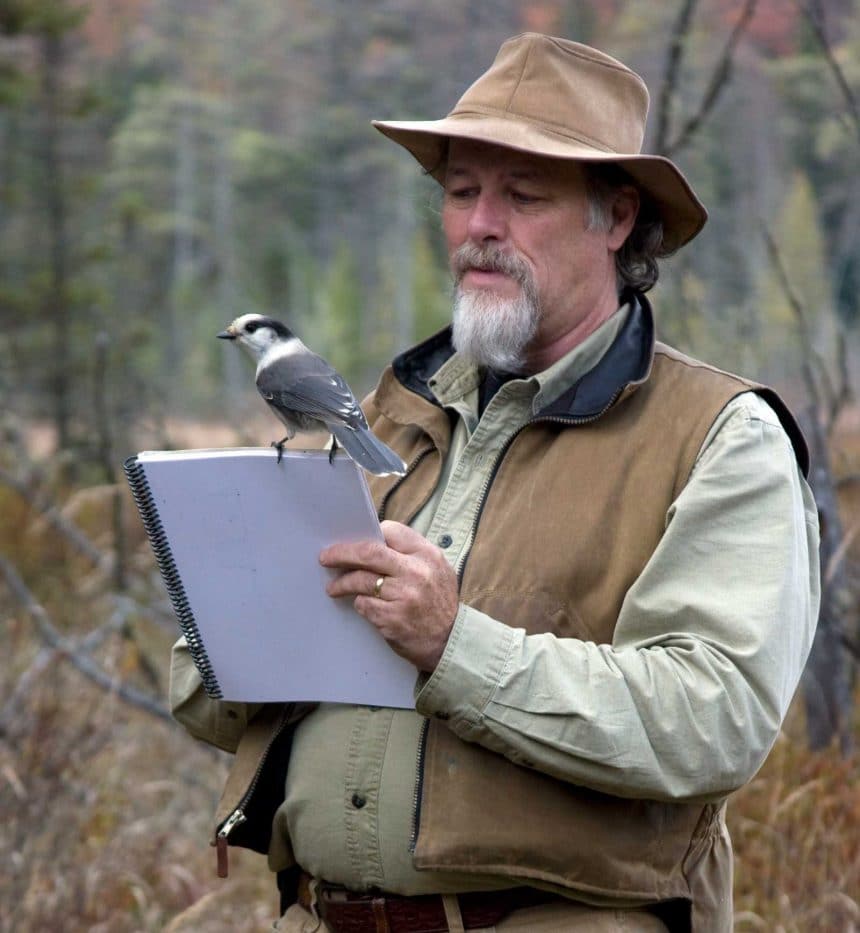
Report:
1,0,859,930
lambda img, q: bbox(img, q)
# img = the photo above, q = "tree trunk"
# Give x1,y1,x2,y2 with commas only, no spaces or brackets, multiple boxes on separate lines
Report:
40,30,71,450
214,112,244,416
168,101,195,394
801,410,855,755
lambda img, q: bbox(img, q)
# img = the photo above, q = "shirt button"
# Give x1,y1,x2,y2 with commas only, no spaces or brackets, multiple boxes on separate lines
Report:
438,534,453,548
351,793,367,809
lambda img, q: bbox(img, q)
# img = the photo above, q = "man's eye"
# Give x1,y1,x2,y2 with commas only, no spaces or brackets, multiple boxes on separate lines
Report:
446,187,477,200
512,191,540,204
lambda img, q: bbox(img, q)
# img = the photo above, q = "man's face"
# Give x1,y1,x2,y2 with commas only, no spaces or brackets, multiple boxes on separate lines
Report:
441,139,635,373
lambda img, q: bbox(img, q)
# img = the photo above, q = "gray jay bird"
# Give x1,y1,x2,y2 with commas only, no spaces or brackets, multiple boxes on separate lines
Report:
217,313,406,476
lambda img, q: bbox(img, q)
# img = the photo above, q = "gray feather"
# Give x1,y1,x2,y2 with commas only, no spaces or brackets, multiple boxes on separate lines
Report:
331,424,406,476
256,353,365,429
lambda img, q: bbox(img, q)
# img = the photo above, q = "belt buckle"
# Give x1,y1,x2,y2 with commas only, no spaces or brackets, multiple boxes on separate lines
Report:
319,885,393,933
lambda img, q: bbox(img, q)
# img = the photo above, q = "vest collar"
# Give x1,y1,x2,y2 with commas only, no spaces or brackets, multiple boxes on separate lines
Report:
390,289,655,421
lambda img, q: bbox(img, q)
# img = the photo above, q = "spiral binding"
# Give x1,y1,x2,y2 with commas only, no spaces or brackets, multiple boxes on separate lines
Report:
123,455,222,699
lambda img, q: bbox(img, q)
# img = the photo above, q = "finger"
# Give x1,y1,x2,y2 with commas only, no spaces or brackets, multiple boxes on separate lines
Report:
319,537,400,575
352,595,401,633
353,593,391,619
327,570,394,600
380,520,435,555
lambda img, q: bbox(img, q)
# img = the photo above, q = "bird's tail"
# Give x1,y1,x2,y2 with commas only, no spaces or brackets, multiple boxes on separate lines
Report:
331,424,407,476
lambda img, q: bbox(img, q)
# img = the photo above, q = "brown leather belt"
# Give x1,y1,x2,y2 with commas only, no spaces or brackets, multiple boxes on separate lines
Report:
297,872,555,933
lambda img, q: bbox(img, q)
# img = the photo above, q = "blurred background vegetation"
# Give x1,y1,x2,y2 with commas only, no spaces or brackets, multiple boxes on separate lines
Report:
1,0,858,930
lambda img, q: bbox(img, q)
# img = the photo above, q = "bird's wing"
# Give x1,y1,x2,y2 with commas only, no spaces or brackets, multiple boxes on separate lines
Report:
256,354,367,429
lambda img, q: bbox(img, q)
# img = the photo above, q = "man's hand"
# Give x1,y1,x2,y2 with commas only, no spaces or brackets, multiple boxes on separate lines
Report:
320,520,459,672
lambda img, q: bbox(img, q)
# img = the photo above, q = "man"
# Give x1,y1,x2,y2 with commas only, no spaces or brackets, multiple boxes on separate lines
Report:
170,34,819,932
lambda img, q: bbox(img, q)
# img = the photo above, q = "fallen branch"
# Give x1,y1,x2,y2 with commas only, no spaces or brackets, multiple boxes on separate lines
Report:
0,556,171,723
0,465,108,569
110,591,178,634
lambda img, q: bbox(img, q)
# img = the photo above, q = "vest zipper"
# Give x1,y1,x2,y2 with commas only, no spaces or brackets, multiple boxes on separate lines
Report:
405,390,624,852
377,445,435,521
213,706,292,878
409,716,430,853
215,808,247,877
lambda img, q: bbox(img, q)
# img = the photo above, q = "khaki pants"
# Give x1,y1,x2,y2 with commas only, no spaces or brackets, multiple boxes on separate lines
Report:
275,896,670,932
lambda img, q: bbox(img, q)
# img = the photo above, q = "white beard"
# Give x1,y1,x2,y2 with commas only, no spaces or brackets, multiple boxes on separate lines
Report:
452,286,540,374
450,244,541,373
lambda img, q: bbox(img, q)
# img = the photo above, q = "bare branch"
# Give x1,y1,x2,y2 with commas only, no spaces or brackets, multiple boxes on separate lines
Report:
92,330,128,590
2,609,127,719
0,557,171,723
0,466,108,569
109,592,178,633
655,0,700,154
830,328,853,426
760,222,821,405
799,0,860,145
842,633,860,663
666,0,759,156
761,222,853,433
808,347,839,418
825,520,860,587
0,648,54,731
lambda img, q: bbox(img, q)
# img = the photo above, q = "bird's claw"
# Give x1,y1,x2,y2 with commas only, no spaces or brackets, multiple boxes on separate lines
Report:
271,440,286,464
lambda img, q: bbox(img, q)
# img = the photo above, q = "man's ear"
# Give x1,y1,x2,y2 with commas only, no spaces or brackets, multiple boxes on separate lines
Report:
607,186,640,251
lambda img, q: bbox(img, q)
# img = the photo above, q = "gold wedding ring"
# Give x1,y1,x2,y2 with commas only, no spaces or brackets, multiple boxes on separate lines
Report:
373,576,386,599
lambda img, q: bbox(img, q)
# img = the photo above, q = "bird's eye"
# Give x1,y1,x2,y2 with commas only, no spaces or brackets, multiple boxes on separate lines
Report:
245,321,259,333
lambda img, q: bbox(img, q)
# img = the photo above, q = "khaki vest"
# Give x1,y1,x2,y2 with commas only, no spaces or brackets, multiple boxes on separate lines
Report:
361,321,806,933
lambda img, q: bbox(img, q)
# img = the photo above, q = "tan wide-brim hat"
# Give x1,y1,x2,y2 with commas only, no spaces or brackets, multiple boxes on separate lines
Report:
373,33,707,252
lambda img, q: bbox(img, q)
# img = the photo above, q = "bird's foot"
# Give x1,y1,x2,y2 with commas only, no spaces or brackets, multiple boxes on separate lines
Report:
328,436,339,466
271,439,288,464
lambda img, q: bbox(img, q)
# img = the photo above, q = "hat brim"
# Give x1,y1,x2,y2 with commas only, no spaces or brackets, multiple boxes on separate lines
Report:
373,115,707,252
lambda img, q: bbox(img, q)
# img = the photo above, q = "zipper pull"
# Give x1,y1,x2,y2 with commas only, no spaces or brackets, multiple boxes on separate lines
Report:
214,808,246,878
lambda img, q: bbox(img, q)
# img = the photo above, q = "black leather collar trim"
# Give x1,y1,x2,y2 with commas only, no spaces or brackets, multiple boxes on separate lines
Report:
392,326,457,404
539,290,652,420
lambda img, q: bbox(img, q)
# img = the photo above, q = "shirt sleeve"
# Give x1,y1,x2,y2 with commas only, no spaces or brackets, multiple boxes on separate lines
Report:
169,636,262,753
415,392,821,802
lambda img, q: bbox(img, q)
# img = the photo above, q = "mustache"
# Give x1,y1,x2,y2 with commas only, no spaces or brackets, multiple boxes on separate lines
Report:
452,244,533,287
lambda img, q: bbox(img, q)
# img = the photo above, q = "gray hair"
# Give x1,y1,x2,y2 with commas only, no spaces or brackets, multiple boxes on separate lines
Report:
583,164,668,293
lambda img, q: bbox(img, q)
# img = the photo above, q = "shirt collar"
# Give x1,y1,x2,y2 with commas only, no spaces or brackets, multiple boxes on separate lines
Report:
428,301,633,416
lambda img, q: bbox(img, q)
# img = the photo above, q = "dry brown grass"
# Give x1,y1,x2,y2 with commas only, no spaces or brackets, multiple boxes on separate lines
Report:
729,708,860,932
1,468,858,932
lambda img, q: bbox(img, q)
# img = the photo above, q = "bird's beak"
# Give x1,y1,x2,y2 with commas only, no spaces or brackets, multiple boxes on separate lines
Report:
217,326,237,340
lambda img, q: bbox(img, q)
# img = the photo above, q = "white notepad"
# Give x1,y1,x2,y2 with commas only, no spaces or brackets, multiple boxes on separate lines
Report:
125,447,416,707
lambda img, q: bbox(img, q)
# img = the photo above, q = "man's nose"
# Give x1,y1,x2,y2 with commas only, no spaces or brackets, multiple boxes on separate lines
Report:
466,192,508,243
